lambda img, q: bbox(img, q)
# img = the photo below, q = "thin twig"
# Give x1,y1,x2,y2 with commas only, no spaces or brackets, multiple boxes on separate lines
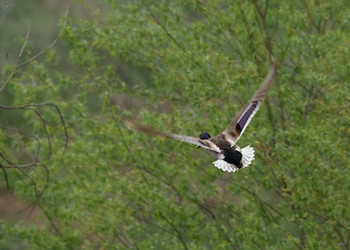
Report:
21,163,50,222
161,214,189,250
0,125,42,160
0,5,69,198
0,163,9,193
27,107,52,160
0,103,68,157
16,6,69,68
0,21,30,93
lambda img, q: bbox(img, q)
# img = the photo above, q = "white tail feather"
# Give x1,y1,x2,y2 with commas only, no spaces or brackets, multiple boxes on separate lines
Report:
213,145,255,173
213,160,239,173
241,145,255,168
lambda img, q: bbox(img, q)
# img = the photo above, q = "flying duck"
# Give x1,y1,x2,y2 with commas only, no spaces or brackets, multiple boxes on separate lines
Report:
125,59,276,173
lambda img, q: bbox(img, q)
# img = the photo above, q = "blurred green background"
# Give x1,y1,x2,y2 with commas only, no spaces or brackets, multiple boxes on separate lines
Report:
0,0,349,249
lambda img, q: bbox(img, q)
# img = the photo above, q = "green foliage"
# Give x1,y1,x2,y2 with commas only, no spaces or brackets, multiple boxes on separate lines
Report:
1,0,349,249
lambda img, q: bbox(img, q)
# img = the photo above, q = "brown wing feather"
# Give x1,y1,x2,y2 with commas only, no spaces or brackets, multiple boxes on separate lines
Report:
222,60,276,144
124,119,221,153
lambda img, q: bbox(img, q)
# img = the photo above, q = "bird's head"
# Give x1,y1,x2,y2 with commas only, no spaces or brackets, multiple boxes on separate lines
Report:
199,132,211,140
197,132,211,148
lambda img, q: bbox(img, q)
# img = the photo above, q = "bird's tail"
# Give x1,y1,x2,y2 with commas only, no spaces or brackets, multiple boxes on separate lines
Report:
241,145,255,168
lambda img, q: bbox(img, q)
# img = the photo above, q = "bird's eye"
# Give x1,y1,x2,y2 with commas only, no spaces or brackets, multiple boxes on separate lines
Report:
200,132,211,140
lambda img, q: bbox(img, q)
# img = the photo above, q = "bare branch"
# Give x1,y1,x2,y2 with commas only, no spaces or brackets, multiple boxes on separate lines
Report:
141,1,217,85
0,21,31,93
0,102,69,157
16,6,69,68
0,6,68,94
160,214,189,250
2,162,38,169
0,151,14,165
0,163,9,193
0,6,69,198
28,107,52,160
0,125,42,160
142,2,189,58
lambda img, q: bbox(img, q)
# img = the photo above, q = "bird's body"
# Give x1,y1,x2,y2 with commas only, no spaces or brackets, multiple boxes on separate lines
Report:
125,59,275,173
199,133,255,172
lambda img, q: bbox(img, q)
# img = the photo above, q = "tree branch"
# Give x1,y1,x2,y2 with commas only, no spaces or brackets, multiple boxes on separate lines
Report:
16,6,69,68
0,6,69,200
0,21,30,93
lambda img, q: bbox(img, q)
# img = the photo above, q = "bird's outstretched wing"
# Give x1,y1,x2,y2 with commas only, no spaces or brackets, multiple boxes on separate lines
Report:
124,119,221,153
222,59,276,145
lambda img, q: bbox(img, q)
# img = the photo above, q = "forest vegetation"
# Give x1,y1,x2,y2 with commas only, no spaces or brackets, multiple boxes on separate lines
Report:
0,0,349,249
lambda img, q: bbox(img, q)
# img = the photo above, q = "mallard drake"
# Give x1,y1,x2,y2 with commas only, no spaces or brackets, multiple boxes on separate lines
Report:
125,60,275,173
